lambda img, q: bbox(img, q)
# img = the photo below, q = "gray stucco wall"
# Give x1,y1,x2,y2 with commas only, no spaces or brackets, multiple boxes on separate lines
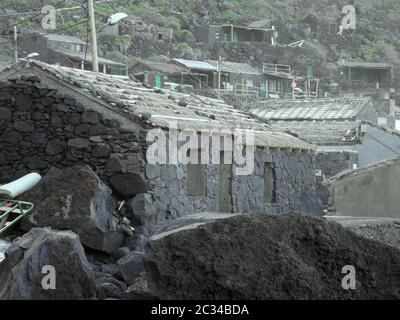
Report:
328,159,400,218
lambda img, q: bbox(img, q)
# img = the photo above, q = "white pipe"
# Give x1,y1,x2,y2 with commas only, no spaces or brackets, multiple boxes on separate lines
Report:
0,173,42,198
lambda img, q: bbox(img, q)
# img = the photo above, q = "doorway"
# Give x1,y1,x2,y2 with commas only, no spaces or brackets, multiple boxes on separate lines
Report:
219,152,233,212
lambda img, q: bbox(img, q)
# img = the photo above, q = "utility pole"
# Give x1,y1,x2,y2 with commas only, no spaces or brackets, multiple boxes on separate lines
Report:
217,56,222,97
87,0,99,72
13,26,18,62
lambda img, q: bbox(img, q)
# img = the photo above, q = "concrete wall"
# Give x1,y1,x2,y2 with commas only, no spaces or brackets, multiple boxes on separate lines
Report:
315,150,358,207
328,159,400,218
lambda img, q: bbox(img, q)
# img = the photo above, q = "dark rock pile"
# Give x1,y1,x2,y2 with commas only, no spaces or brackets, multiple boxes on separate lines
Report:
2,202,400,299
0,164,152,300
145,214,400,300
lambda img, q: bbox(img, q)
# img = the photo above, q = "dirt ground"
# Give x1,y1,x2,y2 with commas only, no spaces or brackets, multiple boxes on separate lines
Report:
327,216,400,250
146,214,400,299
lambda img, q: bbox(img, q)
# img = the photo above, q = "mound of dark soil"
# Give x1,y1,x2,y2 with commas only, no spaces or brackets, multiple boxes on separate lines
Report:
145,214,400,299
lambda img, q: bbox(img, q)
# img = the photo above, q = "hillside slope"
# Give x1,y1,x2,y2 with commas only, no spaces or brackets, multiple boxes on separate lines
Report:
1,0,399,86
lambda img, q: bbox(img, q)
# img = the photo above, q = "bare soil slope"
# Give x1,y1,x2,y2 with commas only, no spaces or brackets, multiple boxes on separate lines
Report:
146,214,400,299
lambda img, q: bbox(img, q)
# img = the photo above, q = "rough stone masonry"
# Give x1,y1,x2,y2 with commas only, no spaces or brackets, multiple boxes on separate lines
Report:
0,75,148,196
0,72,322,226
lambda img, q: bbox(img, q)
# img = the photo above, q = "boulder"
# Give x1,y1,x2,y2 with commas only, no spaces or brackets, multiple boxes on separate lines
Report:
112,247,131,260
123,273,157,300
109,173,149,198
21,165,125,253
97,282,124,300
128,193,166,229
116,251,145,285
95,275,127,300
0,228,96,300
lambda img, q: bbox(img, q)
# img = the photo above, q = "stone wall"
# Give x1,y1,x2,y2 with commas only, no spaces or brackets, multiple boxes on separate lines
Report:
141,148,321,225
0,75,147,191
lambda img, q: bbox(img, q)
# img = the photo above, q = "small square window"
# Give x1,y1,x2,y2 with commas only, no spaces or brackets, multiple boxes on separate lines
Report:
187,149,207,196
187,164,207,196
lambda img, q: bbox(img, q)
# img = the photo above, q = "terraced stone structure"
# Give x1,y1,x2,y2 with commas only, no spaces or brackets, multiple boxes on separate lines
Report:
0,60,321,227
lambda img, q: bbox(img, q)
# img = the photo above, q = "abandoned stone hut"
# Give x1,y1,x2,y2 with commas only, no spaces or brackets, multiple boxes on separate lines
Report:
0,60,321,226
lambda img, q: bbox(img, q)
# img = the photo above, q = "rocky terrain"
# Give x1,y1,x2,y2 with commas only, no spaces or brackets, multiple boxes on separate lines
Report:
1,168,400,300
1,0,400,88
1,0,400,301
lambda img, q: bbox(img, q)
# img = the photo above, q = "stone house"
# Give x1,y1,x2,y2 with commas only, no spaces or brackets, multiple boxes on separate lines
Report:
249,97,400,206
326,156,400,218
0,60,322,227
20,34,128,76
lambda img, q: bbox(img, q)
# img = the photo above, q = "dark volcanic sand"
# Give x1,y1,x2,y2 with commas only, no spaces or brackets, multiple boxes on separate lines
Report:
146,214,400,299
